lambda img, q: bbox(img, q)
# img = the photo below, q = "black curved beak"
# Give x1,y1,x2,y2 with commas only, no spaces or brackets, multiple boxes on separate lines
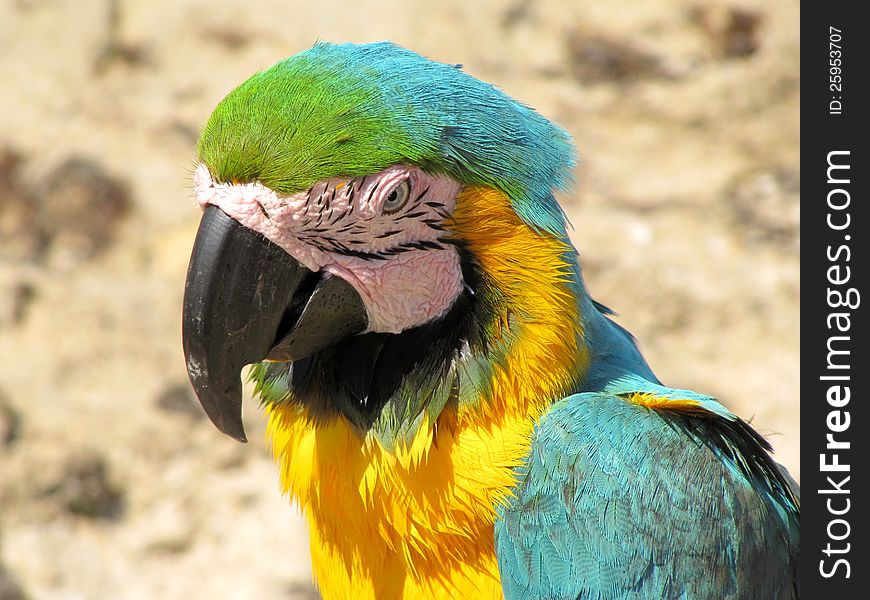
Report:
182,206,368,442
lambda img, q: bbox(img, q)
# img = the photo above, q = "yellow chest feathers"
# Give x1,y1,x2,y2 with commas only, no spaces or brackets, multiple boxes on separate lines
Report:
267,405,536,598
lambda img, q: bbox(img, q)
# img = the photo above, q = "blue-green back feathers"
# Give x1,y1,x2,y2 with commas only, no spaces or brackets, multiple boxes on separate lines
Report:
198,41,575,235
495,380,800,599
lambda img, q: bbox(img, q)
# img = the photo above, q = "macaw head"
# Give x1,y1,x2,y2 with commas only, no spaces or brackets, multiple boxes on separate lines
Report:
183,42,582,445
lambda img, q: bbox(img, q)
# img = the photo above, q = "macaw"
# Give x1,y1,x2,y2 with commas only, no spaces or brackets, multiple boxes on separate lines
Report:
181,42,799,599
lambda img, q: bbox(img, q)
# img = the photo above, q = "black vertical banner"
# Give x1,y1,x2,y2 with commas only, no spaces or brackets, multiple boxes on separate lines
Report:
802,2,869,597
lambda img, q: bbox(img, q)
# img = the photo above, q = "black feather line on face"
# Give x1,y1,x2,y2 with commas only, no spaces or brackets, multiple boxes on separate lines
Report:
337,180,356,216
374,230,403,239
423,221,446,231
321,238,449,262
331,247,389,260
329,208,348,225
256,201,270,220
367,177,381,202
329,240,352,253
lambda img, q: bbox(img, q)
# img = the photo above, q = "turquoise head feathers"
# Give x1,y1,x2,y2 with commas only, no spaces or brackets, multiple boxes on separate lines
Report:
197,41,576,235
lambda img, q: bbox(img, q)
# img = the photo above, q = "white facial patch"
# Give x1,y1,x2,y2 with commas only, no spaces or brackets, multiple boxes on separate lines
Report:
193,163,466,334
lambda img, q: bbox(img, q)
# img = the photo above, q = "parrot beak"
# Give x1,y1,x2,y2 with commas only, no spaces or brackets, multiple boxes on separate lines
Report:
182,206,368,442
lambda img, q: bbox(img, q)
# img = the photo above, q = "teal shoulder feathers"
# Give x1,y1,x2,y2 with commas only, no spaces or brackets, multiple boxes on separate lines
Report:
495,373,800,599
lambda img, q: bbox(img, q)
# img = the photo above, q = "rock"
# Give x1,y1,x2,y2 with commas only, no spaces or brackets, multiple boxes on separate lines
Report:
689,4,763,60
565,25,676,84
0,274,35,329
38,158,132,264
0,150,132,267
501,0,536,29
43,452,124,520
200,24,254,50
0,564,28,600
0,147,42,262
93,0,151,73
727,168,800,250
0,390,21,447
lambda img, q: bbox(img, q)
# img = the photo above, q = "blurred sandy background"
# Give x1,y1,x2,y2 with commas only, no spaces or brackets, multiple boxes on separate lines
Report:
0,0,798,598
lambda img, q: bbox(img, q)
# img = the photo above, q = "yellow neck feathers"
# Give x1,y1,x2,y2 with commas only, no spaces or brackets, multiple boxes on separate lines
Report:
448,185,587,421
265,186,584,598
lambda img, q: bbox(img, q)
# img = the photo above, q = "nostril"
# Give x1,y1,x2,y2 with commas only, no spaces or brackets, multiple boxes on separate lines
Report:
255,201,271,220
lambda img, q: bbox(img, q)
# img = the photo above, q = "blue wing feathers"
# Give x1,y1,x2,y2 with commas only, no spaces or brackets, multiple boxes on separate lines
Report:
495,384,799,599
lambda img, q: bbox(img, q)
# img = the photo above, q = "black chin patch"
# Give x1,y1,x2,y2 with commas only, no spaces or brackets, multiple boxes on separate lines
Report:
288,333,388,411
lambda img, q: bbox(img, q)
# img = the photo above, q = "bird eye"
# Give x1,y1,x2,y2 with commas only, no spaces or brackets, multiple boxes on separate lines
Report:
382,180,411,215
